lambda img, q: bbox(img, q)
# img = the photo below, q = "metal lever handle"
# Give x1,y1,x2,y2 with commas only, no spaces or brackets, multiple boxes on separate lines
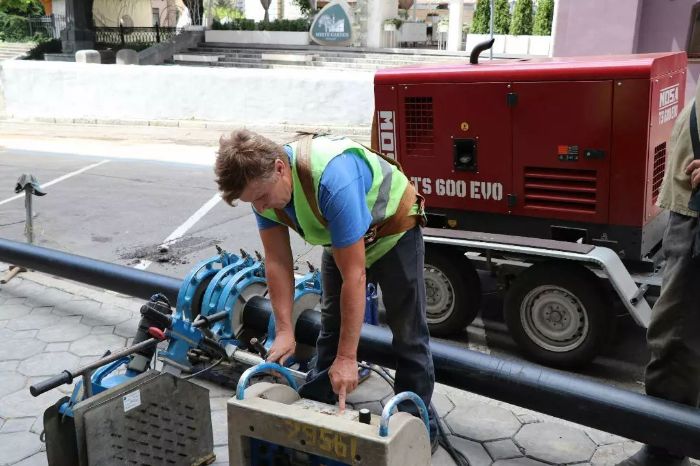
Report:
379,392,430,437
236,362,298,400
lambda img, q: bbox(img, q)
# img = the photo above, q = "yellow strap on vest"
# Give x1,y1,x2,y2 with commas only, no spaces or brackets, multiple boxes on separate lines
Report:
295,134,328,227
291,132,424,245
274,208,298,233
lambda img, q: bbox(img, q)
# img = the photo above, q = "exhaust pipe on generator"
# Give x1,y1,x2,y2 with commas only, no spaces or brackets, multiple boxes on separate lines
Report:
469,38,495,64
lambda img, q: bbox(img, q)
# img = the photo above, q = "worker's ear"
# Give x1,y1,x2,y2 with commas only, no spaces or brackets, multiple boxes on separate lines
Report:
275,158,285,173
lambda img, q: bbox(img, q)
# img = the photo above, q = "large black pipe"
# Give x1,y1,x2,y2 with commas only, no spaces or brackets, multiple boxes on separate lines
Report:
244,296,700,459
3,240,700,457
0,238,181,303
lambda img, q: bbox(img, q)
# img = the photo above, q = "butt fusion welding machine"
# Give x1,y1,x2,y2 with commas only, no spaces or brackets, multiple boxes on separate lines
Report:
30,247,430,466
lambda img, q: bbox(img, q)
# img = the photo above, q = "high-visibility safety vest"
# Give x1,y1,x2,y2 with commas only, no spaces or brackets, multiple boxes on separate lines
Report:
257,135,423,267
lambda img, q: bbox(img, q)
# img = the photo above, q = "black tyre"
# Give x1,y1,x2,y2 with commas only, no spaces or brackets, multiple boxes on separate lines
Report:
424,245,481,336
504,261,613,368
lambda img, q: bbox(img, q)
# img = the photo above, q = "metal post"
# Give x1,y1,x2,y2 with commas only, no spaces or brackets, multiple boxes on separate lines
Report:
24,189,33,244
155,22,160,43
119,22,125,45
489,0,494,60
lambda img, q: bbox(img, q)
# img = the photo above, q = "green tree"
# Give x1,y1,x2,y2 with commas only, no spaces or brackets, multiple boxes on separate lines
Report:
471,0,490,34
510,0,533,35
0,0,44,16
493,0,510,34
292,0,312,16
533,0,554,35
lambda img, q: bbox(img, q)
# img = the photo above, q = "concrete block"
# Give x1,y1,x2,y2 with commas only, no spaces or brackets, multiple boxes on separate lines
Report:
69,333,126,357
0,372,26,397
44,342,70,352
445,400,521,442
514,422,596,464
98,49,116,64
8,314,60,331
445,436,492,465
590,441,642,465
431,391,454,417
261,53,313,63
36,320,91,343
12,451,49,465
0,432,42,464
19,351,80,377
0,417,36,433
75,49,101,64
485,439,523,460
493,458,549,466
116,48,139,65
0,304,33,320
173,53,223,63
0,339,45,360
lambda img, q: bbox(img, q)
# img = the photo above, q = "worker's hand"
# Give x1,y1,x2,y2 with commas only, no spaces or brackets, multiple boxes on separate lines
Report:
329,355,359,414
685,159,700,190
265,329,296,366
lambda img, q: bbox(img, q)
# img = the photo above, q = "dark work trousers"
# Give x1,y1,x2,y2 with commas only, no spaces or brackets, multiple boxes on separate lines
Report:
645,212,700,413
314,225,437,437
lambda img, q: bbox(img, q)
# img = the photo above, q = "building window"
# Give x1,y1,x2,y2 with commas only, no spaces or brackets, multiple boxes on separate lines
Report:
688,3,700,58
152,8,160,26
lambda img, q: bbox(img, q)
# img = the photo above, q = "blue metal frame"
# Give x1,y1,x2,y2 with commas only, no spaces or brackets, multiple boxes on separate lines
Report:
175,250,239,321
201,254,252,316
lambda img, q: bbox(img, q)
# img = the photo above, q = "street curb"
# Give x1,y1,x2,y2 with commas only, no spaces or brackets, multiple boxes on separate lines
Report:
0,117,372,137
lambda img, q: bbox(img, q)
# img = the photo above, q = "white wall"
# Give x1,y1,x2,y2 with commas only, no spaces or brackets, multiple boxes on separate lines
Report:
0,61,374,127
552,0,642,56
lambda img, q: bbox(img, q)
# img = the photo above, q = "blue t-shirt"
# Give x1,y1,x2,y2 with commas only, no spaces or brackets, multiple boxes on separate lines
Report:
254,146,373,248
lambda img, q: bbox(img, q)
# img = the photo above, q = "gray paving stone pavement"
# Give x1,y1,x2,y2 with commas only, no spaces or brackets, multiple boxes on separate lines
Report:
0,270,698,466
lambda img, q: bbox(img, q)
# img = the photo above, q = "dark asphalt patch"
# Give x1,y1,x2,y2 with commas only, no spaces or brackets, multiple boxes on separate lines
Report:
119,236,220,267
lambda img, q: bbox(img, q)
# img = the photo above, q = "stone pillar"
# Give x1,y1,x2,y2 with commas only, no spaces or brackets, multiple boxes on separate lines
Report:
447,0,464,52
366,0,398,48
116,49,139,65
203,0,215,28
75,49,100,63
61,0,95,54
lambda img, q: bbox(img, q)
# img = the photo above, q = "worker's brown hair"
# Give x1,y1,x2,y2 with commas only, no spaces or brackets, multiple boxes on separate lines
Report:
215,129,286,205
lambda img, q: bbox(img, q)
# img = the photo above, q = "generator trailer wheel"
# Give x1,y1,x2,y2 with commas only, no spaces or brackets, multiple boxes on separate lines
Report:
504,261,612,368
424,246,481,336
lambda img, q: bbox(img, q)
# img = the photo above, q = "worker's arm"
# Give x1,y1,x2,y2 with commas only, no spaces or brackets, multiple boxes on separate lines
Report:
259,224,296,364
329,237,366,413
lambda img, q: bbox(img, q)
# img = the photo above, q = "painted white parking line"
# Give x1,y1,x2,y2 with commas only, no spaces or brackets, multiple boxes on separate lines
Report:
0,160,111,206
133,192,222,270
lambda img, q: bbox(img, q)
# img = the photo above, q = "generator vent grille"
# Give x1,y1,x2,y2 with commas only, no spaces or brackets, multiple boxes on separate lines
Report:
524,167,597,213
404,96,434,156
652,142,666,202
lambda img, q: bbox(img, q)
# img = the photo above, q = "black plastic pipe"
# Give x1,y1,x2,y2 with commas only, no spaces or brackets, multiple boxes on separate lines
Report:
0,238,181,303
244,297,700,459
3,240,700,457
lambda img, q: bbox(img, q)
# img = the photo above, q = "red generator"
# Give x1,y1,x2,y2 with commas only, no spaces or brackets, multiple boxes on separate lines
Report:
373,52,687,367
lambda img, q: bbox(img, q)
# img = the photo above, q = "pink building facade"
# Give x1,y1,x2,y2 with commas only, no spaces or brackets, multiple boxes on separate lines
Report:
552,0,700,102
